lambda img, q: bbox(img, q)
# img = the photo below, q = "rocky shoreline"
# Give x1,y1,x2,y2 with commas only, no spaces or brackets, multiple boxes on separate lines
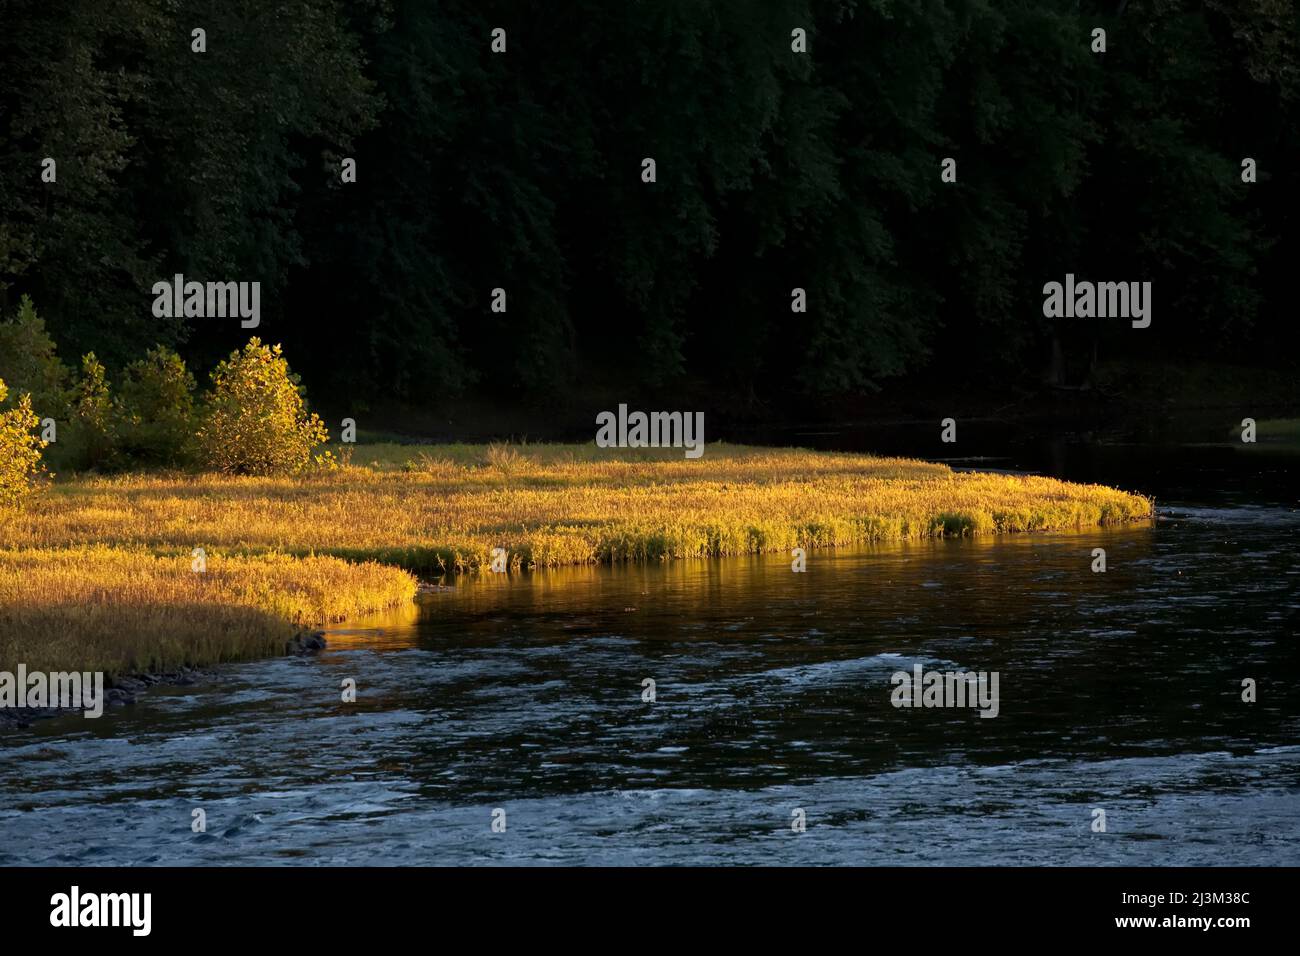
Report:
0,630,328,731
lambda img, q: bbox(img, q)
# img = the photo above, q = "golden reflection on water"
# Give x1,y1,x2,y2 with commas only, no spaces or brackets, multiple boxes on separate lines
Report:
326,521,1155,652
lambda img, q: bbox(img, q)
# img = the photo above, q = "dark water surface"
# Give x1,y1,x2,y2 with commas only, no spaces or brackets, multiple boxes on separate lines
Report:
1,438,1296,865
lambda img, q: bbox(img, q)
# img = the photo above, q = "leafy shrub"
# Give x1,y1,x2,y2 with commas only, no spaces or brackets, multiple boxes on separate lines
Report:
0,378,49,508
0,295,70,424
117,346,197,466
68,352,118,469
196,338,329,475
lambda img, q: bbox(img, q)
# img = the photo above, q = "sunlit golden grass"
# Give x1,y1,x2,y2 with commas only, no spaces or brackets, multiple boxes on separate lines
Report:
0,546,418,675
0,443,1152,675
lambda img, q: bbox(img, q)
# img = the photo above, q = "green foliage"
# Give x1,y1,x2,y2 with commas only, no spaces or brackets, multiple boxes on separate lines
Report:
0,0,378,366
197,338,330,475
0,377,49,508
0,295,70,423
117,346,198,467
3,0,1299,398
67,352,118,470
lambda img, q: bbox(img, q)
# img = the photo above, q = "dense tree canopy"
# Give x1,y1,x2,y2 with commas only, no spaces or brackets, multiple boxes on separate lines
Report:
1,0,1296,406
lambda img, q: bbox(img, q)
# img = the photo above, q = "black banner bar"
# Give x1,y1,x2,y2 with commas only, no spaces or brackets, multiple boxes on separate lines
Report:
0,866,1286,942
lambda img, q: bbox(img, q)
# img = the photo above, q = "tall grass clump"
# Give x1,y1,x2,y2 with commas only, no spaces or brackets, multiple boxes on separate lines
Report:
484,440,532,476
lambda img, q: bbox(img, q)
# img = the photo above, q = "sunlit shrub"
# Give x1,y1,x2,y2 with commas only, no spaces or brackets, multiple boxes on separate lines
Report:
196,338,329,475
0,377,48,508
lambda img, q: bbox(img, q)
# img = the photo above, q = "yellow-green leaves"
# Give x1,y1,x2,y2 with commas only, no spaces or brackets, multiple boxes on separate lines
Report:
196,339,330,476
0,377,49,508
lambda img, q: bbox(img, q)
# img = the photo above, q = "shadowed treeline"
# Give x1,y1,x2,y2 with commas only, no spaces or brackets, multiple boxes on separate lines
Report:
1,0,1296,404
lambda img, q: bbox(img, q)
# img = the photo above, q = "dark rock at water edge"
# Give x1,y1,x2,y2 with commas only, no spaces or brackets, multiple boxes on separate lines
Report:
0,664,219,731
2,633,327,731
286,631,328,656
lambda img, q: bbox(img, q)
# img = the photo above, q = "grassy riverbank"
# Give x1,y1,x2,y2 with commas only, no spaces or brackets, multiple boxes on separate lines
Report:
0,443,1152,676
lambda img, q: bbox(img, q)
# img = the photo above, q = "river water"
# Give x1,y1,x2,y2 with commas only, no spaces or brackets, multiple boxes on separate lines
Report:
1,435,1296,865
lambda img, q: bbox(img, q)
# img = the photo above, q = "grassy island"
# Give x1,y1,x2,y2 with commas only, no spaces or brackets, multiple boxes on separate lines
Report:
0,443,1152,676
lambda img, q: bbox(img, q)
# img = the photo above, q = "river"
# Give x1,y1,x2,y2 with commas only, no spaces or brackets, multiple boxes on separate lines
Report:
1,433,1296,865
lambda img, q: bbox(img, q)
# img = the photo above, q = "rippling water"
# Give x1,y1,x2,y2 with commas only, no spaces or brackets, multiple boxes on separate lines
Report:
1,446,1297,865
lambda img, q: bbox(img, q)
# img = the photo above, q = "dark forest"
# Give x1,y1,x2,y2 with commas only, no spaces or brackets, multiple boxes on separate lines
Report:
2,0,1297,418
